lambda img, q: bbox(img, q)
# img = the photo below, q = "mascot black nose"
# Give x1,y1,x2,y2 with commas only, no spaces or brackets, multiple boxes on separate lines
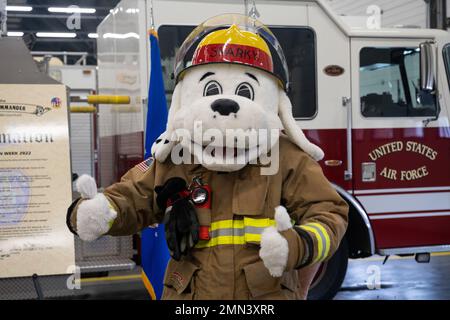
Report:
211,99,240,116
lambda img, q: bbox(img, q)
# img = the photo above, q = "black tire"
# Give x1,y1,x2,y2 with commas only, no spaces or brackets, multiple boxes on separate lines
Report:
307,238,348,300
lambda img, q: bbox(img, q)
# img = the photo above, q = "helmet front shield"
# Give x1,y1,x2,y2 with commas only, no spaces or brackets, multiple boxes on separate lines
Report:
173,14,290,91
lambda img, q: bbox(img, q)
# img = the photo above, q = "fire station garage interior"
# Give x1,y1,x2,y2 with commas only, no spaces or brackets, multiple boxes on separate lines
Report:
0,0,449,302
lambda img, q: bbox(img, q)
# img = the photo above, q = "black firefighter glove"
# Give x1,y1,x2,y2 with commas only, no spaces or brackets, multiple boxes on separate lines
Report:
155,177,199,261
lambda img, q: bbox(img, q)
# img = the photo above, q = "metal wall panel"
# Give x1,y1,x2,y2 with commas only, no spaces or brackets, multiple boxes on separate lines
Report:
327,0,427,28
69,112,94,177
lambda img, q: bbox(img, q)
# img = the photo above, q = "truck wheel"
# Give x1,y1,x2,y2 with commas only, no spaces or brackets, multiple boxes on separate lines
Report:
307,238,348,300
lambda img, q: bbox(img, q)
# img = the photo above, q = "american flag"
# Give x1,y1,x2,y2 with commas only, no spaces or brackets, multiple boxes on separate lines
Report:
136,158,153,172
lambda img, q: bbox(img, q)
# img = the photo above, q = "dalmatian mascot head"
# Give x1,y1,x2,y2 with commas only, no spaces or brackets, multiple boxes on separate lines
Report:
152,15,323,171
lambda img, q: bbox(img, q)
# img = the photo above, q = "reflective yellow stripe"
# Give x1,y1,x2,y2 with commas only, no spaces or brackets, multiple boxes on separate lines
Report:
244,217,276,228
244,233,262,243
210,218,274,231
300,223,331,263
210,220,240,231
107,200,115,211
106,199,116,229
195,218,275,248
309,222,331,259
300,225,324,263
196,235,246,248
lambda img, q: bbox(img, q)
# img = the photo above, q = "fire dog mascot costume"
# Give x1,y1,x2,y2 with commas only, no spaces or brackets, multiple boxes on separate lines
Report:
67,15,348,300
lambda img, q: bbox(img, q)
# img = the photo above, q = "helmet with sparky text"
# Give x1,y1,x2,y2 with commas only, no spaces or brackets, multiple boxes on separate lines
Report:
173,14,290,91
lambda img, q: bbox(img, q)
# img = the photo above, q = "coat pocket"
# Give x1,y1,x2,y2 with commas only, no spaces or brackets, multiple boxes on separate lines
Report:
233,172,270,216
162,259,200,300
280,271,299,299
243,260,283,300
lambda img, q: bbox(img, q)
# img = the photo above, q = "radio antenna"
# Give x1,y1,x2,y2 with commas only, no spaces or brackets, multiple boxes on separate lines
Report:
249,0,260,20
149,0,155,30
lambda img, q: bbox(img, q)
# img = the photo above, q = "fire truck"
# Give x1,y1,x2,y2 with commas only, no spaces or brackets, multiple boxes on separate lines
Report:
97,0,450,299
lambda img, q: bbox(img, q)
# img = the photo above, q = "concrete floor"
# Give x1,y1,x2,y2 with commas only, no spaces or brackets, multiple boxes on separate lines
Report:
335,253,450,300
73,253,450,300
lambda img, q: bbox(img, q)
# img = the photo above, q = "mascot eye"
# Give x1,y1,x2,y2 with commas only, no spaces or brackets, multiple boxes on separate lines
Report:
235,82,254,100
203,81,222,96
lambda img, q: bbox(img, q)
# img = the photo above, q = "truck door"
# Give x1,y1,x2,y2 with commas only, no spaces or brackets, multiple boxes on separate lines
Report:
350,38,450,251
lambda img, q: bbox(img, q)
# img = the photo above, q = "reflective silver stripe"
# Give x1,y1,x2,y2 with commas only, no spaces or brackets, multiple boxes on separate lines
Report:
244,226,268,235
306,224,328,261
210,228,236,237
209,226,267,238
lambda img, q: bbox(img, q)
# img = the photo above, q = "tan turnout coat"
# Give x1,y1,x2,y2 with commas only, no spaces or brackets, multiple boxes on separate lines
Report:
68,136,348,300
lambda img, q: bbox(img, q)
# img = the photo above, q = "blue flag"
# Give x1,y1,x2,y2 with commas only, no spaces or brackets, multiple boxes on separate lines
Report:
141,29,170,300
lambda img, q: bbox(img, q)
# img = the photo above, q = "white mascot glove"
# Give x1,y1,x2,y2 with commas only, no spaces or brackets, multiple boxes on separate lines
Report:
259,206,293,277
75,174,117,241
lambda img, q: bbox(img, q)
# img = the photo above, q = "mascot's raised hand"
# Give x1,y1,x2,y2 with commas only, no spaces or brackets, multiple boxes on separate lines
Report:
74,174,117,241
259,206,294,277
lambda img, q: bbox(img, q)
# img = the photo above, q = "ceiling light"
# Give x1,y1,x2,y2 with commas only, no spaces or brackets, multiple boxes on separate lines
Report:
88,33,98,39
36,32,77,38
6,5,33,12
103,32,140,39
48,7,96,14
126,8,139,14
7,31,24,37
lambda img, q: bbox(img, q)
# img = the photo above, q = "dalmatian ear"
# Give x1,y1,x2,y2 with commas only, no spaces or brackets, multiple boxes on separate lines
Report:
278,89,324,161
151,82,183,162
166,80,183,132
151,131,175,162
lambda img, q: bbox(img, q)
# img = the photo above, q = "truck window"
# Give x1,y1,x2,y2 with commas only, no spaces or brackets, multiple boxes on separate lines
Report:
158,25,317,119
443,44,450,89
360,47,437,117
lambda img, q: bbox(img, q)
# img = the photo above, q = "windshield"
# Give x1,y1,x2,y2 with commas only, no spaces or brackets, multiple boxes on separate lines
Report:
360,47,437,117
